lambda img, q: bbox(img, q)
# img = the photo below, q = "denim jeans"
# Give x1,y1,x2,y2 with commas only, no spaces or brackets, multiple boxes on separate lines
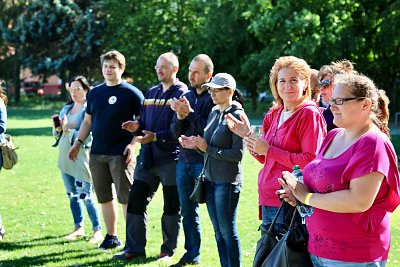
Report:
205,180,241,267
261,205,288,235
310,254,387,267
176,161,203,262
61,172,102,231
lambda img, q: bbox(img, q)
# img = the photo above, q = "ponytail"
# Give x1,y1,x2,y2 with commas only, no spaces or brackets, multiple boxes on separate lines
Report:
233,89,244,106
375,89,390,138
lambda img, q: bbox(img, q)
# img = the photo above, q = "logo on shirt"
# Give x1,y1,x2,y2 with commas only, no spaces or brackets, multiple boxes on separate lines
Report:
108,96,117,105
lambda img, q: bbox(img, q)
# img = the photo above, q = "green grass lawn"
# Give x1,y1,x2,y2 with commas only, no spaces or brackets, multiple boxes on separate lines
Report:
0,103,399,266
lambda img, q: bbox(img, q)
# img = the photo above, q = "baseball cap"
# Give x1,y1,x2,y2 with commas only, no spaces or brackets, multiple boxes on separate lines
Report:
201,73,236,90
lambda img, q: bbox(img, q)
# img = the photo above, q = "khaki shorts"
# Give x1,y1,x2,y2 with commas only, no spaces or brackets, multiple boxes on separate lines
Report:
89,154,134,204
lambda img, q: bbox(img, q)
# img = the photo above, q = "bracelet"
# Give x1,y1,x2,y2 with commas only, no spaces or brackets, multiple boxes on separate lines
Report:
76,138,84,144
304,192,313,205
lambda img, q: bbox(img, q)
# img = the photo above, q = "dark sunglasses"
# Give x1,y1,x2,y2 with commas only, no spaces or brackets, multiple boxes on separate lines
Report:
318,79,332,88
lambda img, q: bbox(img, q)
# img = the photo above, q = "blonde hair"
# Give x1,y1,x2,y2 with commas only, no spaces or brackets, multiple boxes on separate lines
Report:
334,73,390,137
269,56,311,109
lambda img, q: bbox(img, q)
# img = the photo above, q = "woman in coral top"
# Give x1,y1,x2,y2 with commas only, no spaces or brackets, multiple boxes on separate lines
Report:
279,73,400,266
226,56,327,233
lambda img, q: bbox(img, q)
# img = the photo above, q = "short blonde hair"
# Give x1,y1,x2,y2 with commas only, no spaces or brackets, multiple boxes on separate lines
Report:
269,56,311,109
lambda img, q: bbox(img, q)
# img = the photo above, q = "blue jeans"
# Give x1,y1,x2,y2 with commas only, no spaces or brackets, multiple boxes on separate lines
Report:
205,180,241,267
261,205,288,235
310,254,387,267
176,161,203,262
61,172,102,231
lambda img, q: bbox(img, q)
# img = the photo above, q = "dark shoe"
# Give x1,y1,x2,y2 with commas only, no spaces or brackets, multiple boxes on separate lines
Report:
98,234,122,250
112,251,145,261
170,258,200,266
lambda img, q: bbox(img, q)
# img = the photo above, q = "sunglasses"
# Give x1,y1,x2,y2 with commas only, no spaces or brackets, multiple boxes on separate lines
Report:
318,79,332,88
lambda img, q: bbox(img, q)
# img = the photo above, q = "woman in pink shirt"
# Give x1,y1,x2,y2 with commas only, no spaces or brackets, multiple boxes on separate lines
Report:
279,73,400,266
226,56,326,234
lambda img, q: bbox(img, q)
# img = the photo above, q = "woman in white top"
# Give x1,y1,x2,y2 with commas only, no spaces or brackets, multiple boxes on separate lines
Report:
53,76,102,243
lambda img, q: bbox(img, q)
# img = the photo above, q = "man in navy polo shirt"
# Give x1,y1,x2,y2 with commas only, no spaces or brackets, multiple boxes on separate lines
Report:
113,52,189,261
69,50,144,249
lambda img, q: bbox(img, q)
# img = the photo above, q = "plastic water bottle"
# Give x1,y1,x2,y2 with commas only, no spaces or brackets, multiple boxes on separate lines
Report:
291,165,314,223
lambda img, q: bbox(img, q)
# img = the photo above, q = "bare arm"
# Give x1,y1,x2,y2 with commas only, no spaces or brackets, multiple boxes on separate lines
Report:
68,113,92,161
280,171,384,213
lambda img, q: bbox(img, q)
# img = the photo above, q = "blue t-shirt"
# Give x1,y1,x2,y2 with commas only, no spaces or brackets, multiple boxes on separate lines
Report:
86,81,144,155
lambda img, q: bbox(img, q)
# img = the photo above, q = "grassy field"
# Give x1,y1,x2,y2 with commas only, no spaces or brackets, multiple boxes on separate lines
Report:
0,100,399,266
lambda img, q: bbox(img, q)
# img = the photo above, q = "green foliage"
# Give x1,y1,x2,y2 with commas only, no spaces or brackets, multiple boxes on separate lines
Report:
0,0,105,83
103,0,207,90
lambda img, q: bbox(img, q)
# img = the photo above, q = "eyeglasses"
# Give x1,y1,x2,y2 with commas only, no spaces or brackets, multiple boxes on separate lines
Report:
318,79,332,88
208,87,229,94
68,87,84,92
328,97,365,105
154,65,172,71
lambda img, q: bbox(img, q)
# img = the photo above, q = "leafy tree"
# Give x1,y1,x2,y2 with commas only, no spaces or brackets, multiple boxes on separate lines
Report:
0,0,29,101
103,0,208,91
0,0,105,101
240,0,400,112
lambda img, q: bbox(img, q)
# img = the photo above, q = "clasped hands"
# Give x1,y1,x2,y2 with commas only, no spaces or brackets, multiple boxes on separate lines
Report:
170,96,193,120
276,171,311,206
179,135,208,153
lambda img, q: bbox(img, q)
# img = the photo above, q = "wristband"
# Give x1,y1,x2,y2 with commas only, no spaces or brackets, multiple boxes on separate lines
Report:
305,192,313,205
76,138,84,144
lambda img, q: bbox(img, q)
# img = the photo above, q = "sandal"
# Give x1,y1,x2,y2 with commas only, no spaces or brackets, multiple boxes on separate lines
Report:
0,225,5,241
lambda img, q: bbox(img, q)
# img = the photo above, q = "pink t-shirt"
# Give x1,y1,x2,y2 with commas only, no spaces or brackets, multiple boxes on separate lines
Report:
304,128,400,262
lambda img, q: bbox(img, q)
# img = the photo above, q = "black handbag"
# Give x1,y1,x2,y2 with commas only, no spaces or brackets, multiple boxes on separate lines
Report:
189,171,206,203
253,201,286,267
262,207,312,267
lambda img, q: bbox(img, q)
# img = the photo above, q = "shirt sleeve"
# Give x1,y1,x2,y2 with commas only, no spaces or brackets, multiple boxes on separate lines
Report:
342,133,394,184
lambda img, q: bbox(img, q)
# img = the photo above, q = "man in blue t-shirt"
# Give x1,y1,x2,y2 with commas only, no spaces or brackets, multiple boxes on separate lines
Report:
69,50,144,250
113,52,188,262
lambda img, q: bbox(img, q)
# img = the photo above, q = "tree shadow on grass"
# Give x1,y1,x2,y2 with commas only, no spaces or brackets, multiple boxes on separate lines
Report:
0,249,100,267
0,235,162,266
0,235,70,251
